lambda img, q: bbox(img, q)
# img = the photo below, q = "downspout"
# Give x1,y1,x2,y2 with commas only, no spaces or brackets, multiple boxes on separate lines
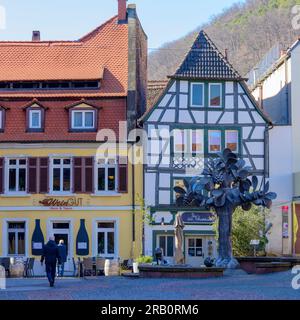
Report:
131,143,136,250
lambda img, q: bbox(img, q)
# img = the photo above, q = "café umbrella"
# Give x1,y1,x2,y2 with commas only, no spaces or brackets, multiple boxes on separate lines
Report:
174,213,185,264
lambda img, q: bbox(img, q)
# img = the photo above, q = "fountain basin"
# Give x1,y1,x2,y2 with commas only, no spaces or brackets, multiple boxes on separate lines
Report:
139,264,225,279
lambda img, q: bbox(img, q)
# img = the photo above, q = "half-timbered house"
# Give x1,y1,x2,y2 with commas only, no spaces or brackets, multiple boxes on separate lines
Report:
141,30,271,266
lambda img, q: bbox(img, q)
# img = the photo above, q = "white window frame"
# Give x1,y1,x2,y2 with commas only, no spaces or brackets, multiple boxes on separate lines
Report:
5,158,27,194
94,220,117,258
209,83,222,108
29,109,42,129
50,157,73,194
94,158,118,194
2,218,29,257
208,130,222,154
157,234,175,258
225,130,239,153
190,82,204,107
7,221,26,257
71,110,95,129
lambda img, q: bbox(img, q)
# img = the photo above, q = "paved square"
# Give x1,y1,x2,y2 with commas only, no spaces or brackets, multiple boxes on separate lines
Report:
0,270,299,300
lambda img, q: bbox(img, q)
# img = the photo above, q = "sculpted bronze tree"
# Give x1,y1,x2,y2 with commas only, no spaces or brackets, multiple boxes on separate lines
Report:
174,149,277,268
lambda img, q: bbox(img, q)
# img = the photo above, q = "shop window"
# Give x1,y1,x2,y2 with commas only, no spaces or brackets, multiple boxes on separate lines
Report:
187,238,203,257
95,158,117,193
51,158,72,193
209,83,222,107
158,235,174,257
6,158,27,193
225,130,239,152
191,83,204,107
8,222,26,256
97,222,115,257
208,130,222,153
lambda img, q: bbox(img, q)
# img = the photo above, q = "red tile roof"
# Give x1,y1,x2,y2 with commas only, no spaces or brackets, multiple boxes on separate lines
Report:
0,16,128,98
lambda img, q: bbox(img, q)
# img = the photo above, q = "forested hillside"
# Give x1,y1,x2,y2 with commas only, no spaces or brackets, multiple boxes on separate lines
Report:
149,0,300,80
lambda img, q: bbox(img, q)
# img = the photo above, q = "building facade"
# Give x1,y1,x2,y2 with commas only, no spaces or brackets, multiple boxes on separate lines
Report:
142,31,270,266
251,39,300,256
0,1,147,274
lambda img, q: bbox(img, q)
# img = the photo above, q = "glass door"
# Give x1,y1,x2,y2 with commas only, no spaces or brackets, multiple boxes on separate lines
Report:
185,237,204,267
96,222,115,258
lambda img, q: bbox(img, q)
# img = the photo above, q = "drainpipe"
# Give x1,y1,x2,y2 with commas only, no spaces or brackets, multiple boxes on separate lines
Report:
131,144,136,250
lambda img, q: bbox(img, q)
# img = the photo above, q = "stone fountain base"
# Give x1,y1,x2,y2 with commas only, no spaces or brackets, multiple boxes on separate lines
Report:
139,264,225,279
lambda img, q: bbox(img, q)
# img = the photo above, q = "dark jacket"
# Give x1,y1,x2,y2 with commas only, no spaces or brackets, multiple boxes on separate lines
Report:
57,244,67,263
41,240,60,265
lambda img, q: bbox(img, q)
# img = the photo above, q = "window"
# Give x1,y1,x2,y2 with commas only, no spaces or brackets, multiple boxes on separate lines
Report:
191,83,204,107
173,129,185,153
208,130,222,153
97,222,115,257
51,158,72,193
157,235,174,257
95,158,117,192
71,110,95,130
8,222,26,256
187,238,203,257
225,130,239,152
209,83,222,107
7,158,27,193
29,109,42,129
0,109,3,130
191,130,204,154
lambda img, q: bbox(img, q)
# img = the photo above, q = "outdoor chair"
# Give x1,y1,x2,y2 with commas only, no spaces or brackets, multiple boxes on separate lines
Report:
26,258,35,277
82,258,95,278
95,258,105,276
23,258,30,277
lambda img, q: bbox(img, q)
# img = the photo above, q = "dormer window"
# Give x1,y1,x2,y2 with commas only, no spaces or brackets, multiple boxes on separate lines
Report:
0,106,8,132
0,109,3,132
29,109,42,129
23,99,47,133
72,110,95,130
66,100,100,132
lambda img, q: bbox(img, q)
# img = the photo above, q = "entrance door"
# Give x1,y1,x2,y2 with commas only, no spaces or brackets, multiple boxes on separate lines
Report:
50,222,72,271
185,237,205,267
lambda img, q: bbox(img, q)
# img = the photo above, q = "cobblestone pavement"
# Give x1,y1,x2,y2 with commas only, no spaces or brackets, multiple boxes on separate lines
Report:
0,270,299,300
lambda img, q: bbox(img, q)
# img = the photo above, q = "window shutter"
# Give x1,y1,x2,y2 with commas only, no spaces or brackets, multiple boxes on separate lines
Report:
28,158,38,193
39,157,49,194
118,157,128,193
73,157,83,193
84,157,94,193
0,158,4,194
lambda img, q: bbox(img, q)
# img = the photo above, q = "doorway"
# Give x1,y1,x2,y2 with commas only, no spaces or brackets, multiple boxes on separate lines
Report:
49,221,73,271
185,236,205,267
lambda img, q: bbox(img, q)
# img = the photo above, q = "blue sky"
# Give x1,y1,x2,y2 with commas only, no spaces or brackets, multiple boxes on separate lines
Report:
0,0,241,48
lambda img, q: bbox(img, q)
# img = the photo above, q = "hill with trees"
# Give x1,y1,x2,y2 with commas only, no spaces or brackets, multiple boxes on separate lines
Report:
149,0,300,80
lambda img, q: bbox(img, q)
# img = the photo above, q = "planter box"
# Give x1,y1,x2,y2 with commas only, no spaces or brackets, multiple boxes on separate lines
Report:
139,265,225,279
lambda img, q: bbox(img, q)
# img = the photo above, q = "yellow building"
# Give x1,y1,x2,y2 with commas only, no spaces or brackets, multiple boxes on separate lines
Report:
0,1,147,274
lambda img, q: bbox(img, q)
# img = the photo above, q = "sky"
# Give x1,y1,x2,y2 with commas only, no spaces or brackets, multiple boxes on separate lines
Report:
0,0,242,49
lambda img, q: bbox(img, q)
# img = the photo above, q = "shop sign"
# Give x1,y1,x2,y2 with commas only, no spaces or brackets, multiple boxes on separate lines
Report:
181,212,213,224
39,197,83,208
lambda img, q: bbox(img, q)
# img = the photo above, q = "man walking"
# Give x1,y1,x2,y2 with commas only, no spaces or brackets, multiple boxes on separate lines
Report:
57,239,67,277
41,236,60,287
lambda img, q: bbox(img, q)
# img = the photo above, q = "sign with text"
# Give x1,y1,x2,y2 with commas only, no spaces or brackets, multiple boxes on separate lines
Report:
39,197,83,208
181,212,214,224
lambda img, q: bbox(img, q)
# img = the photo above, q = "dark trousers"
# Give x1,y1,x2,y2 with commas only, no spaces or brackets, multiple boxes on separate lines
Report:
46,262,56,285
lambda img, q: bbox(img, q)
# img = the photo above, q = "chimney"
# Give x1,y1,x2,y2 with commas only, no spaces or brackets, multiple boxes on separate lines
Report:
224,49,228,61
118,0,127,23
32,31,40,42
